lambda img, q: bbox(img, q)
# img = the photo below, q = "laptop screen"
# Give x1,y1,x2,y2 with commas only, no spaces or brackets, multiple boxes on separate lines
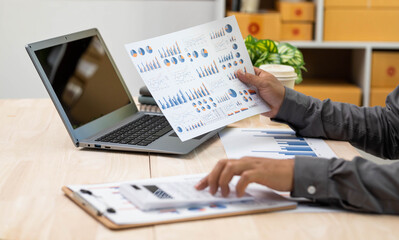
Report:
34,35,131,129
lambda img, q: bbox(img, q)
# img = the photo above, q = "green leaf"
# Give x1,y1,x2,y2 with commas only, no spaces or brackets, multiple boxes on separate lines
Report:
294,67,303,84
266,53,281,64
277,43,296,63
245,35,258,45
248,51,257,65
255,39,278,54
244,35,306,84
245,43,259,65
254,51,269,67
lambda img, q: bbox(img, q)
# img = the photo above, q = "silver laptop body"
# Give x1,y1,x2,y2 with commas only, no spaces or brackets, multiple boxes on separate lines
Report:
26,28,219,154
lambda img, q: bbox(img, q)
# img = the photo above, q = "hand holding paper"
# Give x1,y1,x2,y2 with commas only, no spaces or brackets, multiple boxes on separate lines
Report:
125,16,270,141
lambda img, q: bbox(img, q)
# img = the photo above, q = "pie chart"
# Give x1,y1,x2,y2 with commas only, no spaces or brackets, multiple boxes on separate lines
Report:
178,55,185,63
228,89,237,98
232,44,238,50
146,46,153,53
201,49,208,58
225,24,233,33
177,127,183,132
193,51,199,58
171,57,178,64
236,52,240,58
164,59,171,66
130,49,137,57
138,48,145,56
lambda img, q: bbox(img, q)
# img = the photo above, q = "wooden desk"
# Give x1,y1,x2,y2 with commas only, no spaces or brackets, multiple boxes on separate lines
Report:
1,99,398,239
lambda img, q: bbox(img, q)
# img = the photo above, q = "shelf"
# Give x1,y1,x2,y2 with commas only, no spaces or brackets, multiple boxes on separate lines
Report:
283,41,399,49
295,79,362,106
224,0,399,107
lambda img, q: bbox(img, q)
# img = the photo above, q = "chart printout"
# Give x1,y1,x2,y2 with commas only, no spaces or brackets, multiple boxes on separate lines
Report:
125,16,270,141
219,128,337,159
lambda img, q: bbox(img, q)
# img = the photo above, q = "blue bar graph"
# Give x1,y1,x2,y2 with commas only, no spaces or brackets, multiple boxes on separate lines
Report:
157,83,210,110
250,130,318,158
278,141,309,146
262,131,295,135
273,136,304,140
281,146,313,151
251,150,317,157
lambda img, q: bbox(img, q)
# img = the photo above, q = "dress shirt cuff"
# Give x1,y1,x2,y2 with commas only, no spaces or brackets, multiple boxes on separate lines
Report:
291,156,330,200
274,87,310,124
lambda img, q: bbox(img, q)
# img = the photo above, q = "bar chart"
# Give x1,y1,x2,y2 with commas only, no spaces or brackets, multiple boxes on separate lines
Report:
136,57,162,73
157,83,210,109
158,42,182,58
252,131,317,157
196,61,219,78
219,128,337,160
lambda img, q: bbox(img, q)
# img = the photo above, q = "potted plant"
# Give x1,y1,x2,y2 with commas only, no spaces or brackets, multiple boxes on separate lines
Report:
244,35,306,84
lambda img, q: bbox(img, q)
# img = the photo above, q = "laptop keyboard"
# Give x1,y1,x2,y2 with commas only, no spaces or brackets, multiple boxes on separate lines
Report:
95,115,173,146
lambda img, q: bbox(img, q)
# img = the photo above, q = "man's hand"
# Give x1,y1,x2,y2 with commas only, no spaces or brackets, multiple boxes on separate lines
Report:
237,67,285,118
195,157,295,197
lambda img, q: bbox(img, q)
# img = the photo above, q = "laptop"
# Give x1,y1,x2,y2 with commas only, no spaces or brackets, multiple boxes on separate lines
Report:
26,28,219,154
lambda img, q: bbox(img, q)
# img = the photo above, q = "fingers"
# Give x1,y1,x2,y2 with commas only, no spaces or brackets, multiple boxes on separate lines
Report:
253,67,263,76
195,175,209,190
236,170,257,197
218,160,251,197
195,158,254,196
207,159,229,195
237,69,261,86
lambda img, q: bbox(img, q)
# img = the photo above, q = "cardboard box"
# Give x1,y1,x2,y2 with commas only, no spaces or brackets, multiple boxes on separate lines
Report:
370,87,395,107
324,9,399,42
371,51,399,88
278,2,315,22
294,79,362,106
325,0,399,7
281,22,313,41
227,11,281,40
324,0,368,7
372,0,399,7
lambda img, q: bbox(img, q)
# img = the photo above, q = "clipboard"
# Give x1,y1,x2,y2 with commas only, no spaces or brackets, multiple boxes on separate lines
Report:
62,174,297,230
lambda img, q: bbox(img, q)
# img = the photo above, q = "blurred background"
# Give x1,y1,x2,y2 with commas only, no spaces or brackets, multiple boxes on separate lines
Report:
0,0,224,98
1,0,398,161
2,0,399,106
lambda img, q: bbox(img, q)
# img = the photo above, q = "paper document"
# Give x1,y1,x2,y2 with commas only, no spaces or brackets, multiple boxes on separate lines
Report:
219,128,337,159
67,174,296,225
125,16,270,141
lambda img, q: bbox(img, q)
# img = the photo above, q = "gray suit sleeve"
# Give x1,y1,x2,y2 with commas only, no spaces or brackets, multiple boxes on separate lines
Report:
291,156,399,214
273,86,399,213
274,86,399,159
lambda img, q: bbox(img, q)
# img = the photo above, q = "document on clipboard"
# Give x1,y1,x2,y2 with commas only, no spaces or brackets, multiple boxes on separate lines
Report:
62,174,297,229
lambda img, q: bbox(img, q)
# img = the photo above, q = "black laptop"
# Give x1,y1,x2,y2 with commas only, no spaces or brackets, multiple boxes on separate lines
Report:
26,28,219,154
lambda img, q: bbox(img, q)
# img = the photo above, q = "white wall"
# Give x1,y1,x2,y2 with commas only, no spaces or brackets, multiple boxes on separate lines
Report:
0,0,223,98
